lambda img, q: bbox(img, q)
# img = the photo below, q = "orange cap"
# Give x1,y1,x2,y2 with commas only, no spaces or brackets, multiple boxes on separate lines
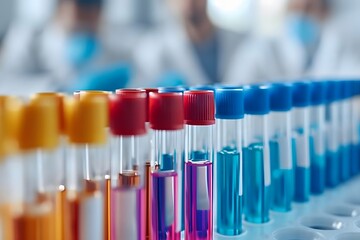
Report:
18,97,59,150
0,96,22,158
32,92,66,134
66,94,108,144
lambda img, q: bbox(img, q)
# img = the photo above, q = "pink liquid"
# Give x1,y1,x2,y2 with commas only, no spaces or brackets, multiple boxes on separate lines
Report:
185,161,213,240
111,187,145,240
151,171,180,240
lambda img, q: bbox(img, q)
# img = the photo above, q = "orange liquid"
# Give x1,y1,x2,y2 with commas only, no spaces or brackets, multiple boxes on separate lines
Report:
145,162,151,240
118,171,140,187
0,204,14,240
104,178,110,240
55,188,66,240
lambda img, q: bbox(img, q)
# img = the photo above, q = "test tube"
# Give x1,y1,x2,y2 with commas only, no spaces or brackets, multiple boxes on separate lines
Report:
324,81,341,187
214,88,244,235
309,81,327,194
350,81,360,176
149,92,184,239
184,90,214,239
291,81,311,202
269,83,293,212
15,97,60,240
355,81,360,174
243,85,271,223
65,94,108,240
338,80,352,182
109,89,147,239
0,96,22,240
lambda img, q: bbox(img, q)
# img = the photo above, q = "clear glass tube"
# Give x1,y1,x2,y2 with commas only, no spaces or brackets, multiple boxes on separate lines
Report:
325,102,340,187
339,99,352,181
151,129,183,240
65,144,105,240
110,135,145,240
350,95,360,176
291,107,310,202
185,125,213,240
269,111,293,212
309,105,326,194
243,114,270,224
215,119,242,236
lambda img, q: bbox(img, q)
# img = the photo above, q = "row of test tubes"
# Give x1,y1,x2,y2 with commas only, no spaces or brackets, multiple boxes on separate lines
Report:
0,80,359,240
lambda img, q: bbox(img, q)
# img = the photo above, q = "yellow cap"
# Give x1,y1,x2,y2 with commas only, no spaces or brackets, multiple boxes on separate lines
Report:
66,94,108,144
32,92,66,135
0,96,22,158
18,97,59,150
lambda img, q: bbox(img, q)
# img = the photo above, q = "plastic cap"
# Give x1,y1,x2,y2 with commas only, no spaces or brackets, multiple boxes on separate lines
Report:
190,85,216,92
325,80,340,103
215,88,244,119
66,94,108,144
145,88,159,122
339,80,352,100
244,84,271,115
110,89,146,136
184,90,215,125
292,81,312,107
269,83,293,112
310,81,327,105
19,97,59,150
149,92,184,130
32,92,66,134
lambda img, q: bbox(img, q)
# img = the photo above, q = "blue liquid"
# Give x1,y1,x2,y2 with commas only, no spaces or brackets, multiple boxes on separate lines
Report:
351,143,359,176
269,141,293,212
325,150,339,188
159,153,175,171
216,147,242,235
243,143,270,224
339,145,351,182
309,136,325,194
292,138,310,202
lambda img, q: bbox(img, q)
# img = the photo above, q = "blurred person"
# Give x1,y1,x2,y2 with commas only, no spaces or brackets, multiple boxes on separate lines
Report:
133,0,261,87
0,0,130,91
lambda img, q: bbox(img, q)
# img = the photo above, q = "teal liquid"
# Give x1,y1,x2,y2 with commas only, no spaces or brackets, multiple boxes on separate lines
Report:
292,137,310,202
216,147,242,235
269,140,293,212
309,136,325,194
339,145,351,182
325,150,339,188
243,143,270,224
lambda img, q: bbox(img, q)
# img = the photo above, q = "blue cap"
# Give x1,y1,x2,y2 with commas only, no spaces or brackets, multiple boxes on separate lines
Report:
158,86,187,93
190,85,216,92
325,80,340,103
292,81,312,107
244,84,271,115
339,80,351,100
311,81,327,105
270,83,293,111
215,88,244,119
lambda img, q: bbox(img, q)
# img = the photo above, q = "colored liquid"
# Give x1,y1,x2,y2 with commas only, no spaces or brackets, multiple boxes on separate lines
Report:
269,140,293,212
55,188,66,240
145,162,151,239
105,178,111,240
351,144,359,176
292,137,310,202
243,143,270,223
325,150,339,188
185,160,213,240
151,171,179,240
339,145,351,182
111,187,145,240
0,204,14,240
309,136,325,194
216,148,242,236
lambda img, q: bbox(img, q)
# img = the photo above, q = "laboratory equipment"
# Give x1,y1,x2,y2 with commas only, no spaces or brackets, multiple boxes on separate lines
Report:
350,81,360,176
184,90,215,240
214,87,244,236
16,97,61,240
309,81,327,194
291,81,311,203
149,92,184,239
65,94,108,240
109,89,147,240
243,84,271,224
269,83,293,212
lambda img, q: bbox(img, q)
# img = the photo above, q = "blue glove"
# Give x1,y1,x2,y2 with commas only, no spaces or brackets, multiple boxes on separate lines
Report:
155,72,187,88
71,63,131,92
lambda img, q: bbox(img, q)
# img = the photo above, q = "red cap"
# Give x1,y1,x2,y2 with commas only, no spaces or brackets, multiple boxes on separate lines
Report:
149,92,184,130
145,88,159,122
110,89,146,136
184,90,215,125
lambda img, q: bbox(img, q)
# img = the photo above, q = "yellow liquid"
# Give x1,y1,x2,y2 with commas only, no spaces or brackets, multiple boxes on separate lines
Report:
0,204,14,240
104,178,110,240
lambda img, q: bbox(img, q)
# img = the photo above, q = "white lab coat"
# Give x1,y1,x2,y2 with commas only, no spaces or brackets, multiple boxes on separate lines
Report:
132,22,265,87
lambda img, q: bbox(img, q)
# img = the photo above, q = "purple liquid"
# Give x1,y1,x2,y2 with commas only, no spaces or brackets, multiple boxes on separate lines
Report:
111,187,145,240
151,171,179,240
185,160,213,240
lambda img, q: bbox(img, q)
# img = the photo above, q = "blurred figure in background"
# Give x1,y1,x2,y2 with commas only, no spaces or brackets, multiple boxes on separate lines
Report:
1,0,130,92
133,0,259,87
